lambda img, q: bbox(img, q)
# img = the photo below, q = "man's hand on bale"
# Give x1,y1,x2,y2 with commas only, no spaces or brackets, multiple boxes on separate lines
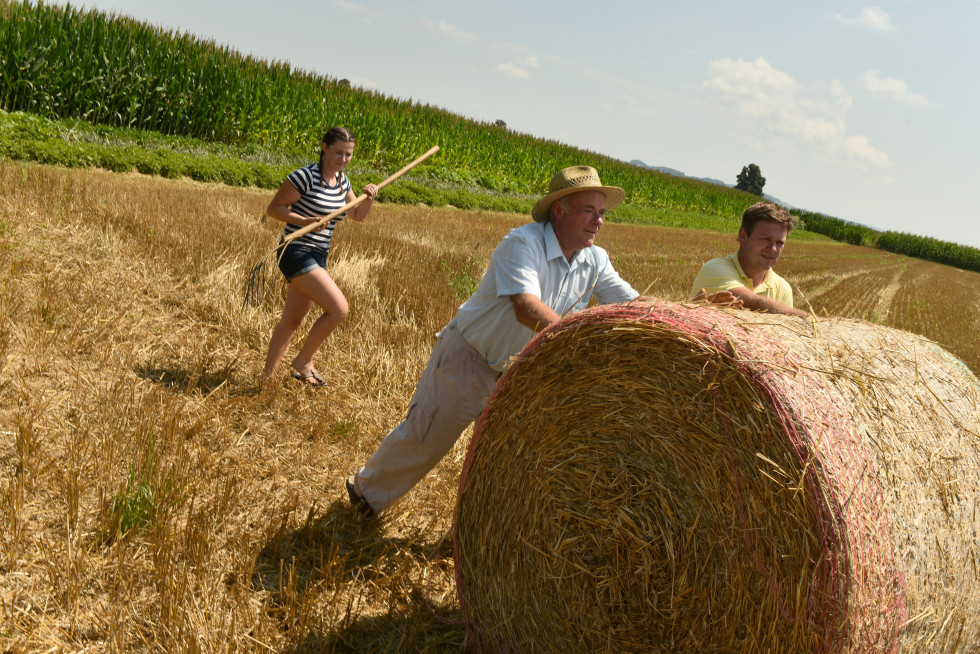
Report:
692,288,744,309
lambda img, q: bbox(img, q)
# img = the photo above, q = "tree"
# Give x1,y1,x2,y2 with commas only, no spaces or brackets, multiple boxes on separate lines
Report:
735,163,766,196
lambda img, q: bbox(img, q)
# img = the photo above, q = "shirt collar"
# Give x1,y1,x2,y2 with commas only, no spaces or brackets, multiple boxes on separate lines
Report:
729,252,772,291
543,221,567,263
542,220,594,270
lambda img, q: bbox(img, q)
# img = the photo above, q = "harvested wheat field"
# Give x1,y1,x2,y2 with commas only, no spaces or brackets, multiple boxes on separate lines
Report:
1,161,980,652
456,302,980,653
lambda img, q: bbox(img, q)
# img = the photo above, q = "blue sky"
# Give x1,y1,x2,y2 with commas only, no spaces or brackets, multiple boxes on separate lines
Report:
64,1,980,249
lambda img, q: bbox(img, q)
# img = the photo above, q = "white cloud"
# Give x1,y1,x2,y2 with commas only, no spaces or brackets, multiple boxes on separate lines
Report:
843,135,891,165
332,0,384,21
703,57,797,117
493,63,529,80
415,18,476,43
703,57,890,167
779,113,843,145
622,94,655,116
831,6,894,30
706,57,797,90
490,40,568,67
859,70,941,107
436,20,476,43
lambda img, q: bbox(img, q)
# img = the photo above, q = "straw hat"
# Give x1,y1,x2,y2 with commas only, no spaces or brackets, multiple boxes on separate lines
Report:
531,166,625,222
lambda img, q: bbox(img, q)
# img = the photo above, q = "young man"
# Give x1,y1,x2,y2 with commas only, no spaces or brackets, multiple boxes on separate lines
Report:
689,202,808,317
346,166,648,517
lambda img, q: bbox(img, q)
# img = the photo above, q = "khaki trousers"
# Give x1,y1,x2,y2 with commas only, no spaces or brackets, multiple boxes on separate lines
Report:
357,319,501,512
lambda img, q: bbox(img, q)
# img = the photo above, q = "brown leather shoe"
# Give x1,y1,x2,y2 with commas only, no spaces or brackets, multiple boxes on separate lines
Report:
345,475,375,518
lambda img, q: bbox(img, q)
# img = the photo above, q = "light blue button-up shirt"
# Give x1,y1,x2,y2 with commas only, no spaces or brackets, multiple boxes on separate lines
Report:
455,221,638,372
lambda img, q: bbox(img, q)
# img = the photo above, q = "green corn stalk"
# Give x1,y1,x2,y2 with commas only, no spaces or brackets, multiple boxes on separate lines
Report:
1,0,768,219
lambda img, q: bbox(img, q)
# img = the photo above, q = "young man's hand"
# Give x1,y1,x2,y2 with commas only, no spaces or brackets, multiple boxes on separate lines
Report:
692,288,744,309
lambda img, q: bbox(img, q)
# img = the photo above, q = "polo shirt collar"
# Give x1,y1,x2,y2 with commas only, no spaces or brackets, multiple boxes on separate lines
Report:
730,252,774,292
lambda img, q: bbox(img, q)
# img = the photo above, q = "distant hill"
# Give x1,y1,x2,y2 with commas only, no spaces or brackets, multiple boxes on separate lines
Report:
630,159,789,208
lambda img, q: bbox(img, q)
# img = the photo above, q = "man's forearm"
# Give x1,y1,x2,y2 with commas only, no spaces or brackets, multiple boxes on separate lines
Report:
731,287,808,317
509,294,562,332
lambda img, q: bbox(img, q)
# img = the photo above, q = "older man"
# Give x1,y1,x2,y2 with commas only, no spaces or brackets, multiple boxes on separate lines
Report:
689,201,808,317
347,166,648,516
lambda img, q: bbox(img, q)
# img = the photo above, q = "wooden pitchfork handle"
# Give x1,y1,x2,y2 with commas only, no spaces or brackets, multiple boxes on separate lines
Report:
281,145,440,246
243,145,440,309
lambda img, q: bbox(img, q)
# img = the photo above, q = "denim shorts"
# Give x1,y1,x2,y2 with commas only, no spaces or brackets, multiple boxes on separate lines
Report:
277,243,327,281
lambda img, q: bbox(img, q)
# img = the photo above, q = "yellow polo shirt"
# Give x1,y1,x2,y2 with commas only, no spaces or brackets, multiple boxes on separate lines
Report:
688,253,794,306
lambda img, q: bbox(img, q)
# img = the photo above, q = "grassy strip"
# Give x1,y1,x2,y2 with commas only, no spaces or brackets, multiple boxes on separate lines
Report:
0,109,780,229
3,109,833,236
0,111,284,187
0,110,876,245
0,109,534,213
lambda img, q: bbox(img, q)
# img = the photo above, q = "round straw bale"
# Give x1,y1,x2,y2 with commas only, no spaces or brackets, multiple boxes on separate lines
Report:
453,300,980,653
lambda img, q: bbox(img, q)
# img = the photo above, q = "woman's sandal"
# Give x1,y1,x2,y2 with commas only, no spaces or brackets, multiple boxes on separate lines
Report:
292,368,327,387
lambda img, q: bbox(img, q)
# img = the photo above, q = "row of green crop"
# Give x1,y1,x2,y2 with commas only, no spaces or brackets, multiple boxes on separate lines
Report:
793,210,878,247
875,231,980,272
795,209,980,273
0,0,759,218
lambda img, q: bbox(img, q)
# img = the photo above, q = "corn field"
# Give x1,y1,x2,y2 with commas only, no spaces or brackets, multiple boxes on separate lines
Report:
0,0,759,217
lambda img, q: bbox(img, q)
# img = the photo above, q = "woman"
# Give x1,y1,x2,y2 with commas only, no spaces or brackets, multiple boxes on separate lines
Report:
263,127,378,385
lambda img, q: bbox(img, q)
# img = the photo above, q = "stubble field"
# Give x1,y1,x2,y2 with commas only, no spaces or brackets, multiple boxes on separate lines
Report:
1,162,978,652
